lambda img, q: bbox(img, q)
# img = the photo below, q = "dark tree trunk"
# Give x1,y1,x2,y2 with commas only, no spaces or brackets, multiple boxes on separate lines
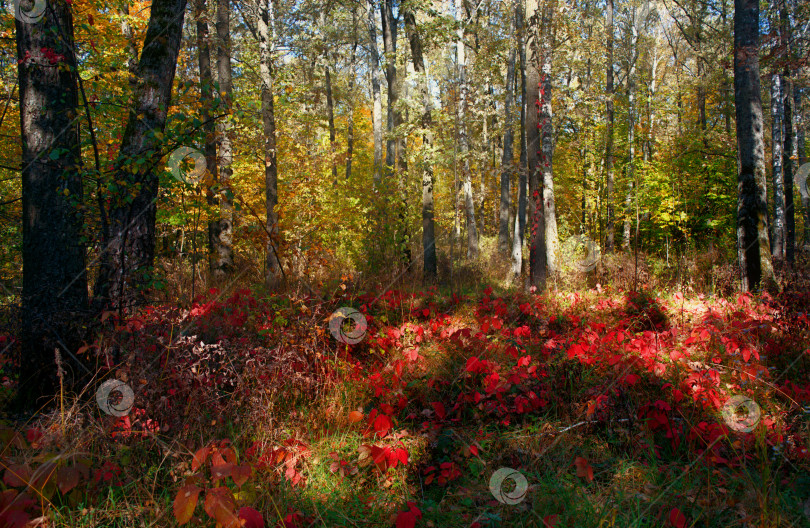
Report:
526,0,547,290
260,0,282,289
404,7,437,281
780,3,794,263
734,0,775,291
211,0,234,278
94,0,188,311
195,0,219,266
16,0,88,407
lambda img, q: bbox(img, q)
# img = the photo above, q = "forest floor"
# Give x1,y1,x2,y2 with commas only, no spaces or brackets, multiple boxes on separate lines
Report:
1,277,810,527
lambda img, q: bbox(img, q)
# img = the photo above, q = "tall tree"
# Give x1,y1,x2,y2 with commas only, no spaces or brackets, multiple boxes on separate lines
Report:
455,0,479,259
403,4,437,281
604,0,615,251
539,0,558,274
780,0,795,263
511,0,528,280
770,52,786,260
94,0,189,311
345,7,358,181
734,0,776,291
526,0,547,289
499,22,517,254
367,0,383,184
16,0,88,406
623,4,640,251
320,10,338,182
259,0,282,289
212,0,234,277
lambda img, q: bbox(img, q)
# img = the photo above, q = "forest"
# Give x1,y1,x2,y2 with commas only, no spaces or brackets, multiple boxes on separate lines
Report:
0,0,809,525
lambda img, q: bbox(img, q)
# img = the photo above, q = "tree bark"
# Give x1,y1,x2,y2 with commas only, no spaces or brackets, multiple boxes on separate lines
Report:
211,0,234,278
320,11,338,183
404,7,437,281
16,0,88,406
94,0,188,310
455,0,478,259
526,0,547,290
771,72,785,261
780,2,794,263
623,6,639,251
259,0,282,289
345,8,358,181
499,38,517,254
511,0,527,279
367,0,383,184
539,0,558,274
734,0,776,291
604,0,615,252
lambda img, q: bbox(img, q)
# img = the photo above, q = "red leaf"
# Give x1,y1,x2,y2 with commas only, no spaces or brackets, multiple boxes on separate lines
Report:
56,466,80,494
238,506,265,528
173,484,201,525
543,514,559,528
3,464,31,487
395,502,422,528
574,456,594,482
668,507,687,528
191,446,210,472
431,401,446,420
231,463,252,487
372,413,392,438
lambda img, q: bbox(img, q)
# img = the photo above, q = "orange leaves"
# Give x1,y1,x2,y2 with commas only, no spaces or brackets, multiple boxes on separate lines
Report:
204,486,240,527
173,484,202,525
348,410,364,423
574,456,593,482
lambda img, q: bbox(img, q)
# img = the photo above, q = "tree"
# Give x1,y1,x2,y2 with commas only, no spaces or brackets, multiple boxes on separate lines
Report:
499,17,517,255
539,0,558,274
604,0,615,252
15,0,88,406
403,3,437,281
94,0,189,310
259,0,282,289
211,0,235,278
734,0,776,291
511,0,528,280
367,0,384,184
526,0,547,289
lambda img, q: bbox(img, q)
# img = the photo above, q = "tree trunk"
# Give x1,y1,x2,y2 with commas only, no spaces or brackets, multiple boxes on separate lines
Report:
321,11,338,183
404,7,437,281
16,0,88,406
455,0,478,259
367,0,383,184
94,0,188,310
604,0,615,252
734,0,776,291
511,0,527,280
499,34,517,254
259,0,282,289
623,7,639,252
194,0,219,269
345,8,358,181
771,72,785,261
212,0,234,278
526,0,547,290
539,0,558,274
796,85,809,246
780,3,794,263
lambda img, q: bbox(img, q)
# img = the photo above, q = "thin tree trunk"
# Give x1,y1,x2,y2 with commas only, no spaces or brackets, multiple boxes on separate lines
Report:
771,72,786,260
345,8,358,181
212,0,234,278
540,0,558,274
511,0,527,279
526,0,547,289
259,0,282,289
734,0,776,291
195,0,219,268
455,0,478,259
368,0,383,184
499,40,517,253
320,11,338,183
94,0,188,310
623,6,639,251
796,84,809,245
16,0,88,406
780,2,794,263
604,0,615,252
404,7,437,281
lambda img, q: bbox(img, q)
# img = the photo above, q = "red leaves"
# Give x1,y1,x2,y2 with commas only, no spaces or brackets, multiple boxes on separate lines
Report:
204,486,240,528
173,484,202,525
358,444,408,472
668,507,687,528
238,507,265,528
423,462,461,485
395,502,422,528
366,409,393,438
431,401,446,420
574,456,594,482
